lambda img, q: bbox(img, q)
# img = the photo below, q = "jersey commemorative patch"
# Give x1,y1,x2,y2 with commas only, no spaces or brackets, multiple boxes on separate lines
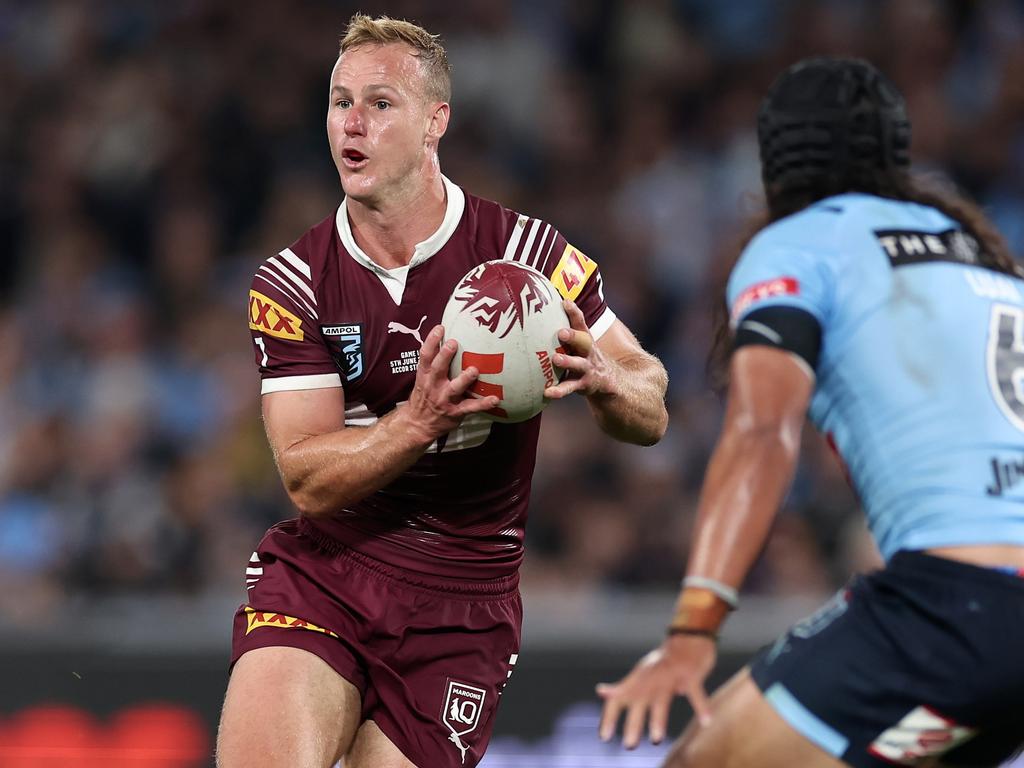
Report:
550,244,597,302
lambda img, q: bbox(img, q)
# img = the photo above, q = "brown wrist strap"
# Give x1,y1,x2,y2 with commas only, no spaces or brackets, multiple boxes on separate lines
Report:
666,626,718,640
667,587,733,635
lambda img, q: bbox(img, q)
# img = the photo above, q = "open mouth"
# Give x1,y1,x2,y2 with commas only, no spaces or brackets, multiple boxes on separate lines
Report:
341,148,368,169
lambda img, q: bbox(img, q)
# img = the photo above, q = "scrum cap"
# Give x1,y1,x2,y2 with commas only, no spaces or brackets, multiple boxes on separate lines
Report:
758,58,911,191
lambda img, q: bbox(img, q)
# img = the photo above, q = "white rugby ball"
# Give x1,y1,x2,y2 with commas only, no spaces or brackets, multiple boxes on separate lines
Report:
443,260,569,423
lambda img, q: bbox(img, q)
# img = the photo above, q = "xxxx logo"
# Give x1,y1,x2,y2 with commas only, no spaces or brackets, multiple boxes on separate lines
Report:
243,606,338,638
249,291,303,341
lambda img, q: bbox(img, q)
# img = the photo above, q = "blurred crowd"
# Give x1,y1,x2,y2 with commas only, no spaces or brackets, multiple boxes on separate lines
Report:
2,0,1024,624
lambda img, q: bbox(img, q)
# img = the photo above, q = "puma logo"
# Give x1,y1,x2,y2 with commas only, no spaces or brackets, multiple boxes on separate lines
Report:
448,732,470,764
387,315,427,345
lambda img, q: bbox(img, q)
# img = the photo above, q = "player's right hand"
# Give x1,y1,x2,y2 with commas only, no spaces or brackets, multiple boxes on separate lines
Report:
596,634,717,749
403,325,500,441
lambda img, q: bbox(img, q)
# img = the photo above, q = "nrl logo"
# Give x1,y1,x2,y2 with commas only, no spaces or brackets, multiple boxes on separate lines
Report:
441,680,486,765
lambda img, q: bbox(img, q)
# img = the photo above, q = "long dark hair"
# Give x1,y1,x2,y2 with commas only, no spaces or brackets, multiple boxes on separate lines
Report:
707,170,1021,389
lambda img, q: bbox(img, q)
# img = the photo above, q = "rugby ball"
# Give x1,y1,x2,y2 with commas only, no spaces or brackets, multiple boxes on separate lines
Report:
442,260,569,423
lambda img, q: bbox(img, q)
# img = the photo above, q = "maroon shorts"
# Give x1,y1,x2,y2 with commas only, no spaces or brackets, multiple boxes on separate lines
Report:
230,519,522,768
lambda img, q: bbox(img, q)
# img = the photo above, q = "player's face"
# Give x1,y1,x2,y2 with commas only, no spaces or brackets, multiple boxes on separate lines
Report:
327,44,445,205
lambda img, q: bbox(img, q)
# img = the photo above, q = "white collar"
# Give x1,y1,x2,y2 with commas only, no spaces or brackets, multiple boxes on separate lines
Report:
335,175,465,279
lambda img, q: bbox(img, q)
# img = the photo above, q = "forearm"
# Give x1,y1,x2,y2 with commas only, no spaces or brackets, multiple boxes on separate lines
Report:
687,425,800,589
666,425,799,636
587,353,669,445
275,407,433,516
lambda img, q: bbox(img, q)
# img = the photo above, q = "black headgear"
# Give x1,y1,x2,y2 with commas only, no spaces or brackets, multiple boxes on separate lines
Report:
758,58,911,193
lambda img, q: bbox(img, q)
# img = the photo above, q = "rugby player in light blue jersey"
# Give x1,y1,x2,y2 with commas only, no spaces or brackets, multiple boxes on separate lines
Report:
599,58,1024,768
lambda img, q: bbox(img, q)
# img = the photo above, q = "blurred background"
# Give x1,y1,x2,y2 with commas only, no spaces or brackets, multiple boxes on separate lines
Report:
1,0,1023,765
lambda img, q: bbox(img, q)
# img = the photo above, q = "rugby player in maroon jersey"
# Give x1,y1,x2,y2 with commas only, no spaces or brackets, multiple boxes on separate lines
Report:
216,14,669,768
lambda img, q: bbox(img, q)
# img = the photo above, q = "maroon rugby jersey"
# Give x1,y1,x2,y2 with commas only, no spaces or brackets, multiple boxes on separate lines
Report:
248,176,616,578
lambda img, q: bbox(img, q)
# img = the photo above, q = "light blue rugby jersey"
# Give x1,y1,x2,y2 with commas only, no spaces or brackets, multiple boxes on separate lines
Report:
727,192,1024,560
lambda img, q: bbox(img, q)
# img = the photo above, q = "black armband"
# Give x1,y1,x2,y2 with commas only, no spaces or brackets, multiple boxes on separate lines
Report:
733,305,822,371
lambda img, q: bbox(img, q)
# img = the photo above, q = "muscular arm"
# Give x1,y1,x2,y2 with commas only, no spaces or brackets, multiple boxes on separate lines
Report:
546,302,669,446
263,326,498,517
587,321,669,445
263,387,431,517
595,346,813,741
686,345,813,591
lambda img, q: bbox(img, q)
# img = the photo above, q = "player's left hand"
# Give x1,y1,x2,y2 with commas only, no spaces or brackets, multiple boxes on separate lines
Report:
544,300,615,400
596,634,717,749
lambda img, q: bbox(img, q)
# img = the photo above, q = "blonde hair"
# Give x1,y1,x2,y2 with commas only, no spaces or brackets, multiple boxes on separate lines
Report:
339,13,451,103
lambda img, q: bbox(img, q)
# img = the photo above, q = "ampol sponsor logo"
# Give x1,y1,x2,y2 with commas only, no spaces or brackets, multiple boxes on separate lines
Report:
441,680,487,765
535,346,564,388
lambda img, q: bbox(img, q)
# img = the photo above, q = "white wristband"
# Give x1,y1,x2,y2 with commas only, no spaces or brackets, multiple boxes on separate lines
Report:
682,576,740,609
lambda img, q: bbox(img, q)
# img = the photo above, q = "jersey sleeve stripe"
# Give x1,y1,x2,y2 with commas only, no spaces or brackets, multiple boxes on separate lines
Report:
267,256,318,307
256,267,319,320
516,218,541,264
261,373,341,394
589,307,617,341
502,214,529,261
529,223,552,269
539,229,559,274
279,248,312,280
344,403,380,428
344,403,376,428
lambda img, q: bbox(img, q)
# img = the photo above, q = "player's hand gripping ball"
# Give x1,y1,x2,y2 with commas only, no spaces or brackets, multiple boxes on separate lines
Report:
442,260,569,423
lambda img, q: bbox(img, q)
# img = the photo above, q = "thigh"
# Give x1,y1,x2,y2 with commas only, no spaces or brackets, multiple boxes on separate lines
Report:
217,646,361,768
346,720,418,768
664,668,847,768
359,590,522,768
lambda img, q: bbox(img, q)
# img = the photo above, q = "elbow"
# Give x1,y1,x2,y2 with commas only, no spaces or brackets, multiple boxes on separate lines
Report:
640,407,669,446
279,463,337,519
608,405,668,446
288,488,333,518
729,418,800,457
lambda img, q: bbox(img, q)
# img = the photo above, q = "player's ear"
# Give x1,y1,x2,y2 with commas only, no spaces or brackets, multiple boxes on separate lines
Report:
427,102,450,143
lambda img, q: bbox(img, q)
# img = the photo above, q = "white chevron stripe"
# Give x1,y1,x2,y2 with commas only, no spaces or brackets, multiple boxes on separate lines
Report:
279,248,311,279
516,218,540,263
268,255,317,307
345,403,377,427
529,224,552,268
246,567,263,576
255,267,319,320
539,229,559,273
502,215,529,260
249,552,260,563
